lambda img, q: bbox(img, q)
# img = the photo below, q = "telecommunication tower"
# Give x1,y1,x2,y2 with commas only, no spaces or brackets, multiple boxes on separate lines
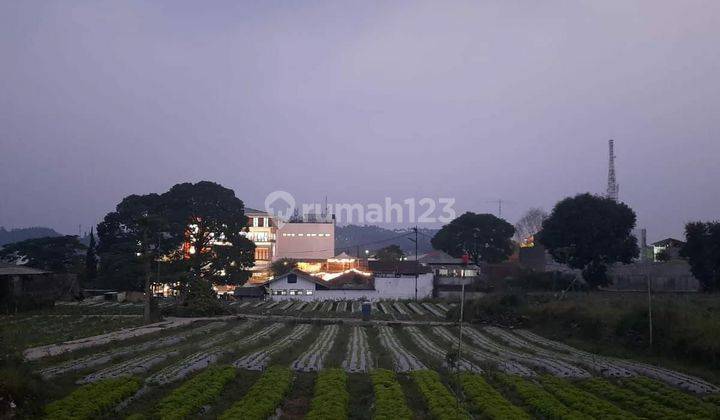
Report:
607,139,619,201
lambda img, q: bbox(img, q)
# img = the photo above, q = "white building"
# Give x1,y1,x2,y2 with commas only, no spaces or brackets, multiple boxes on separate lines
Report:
264,268,433,302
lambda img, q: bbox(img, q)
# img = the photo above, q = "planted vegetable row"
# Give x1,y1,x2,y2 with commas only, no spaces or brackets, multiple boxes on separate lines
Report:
219,366,293,420
458,373,530,420
156,366,235,420
370,369,412,420
44,376,142,420
411,370,470,420
306,368,349,420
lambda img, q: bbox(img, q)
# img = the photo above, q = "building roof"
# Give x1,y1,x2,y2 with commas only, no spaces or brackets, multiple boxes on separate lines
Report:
328,252,355,262
245,208,270,216
0,264,51,276
416,250,464,265
652,238,685,247
368,260,432,275
233,286,266,297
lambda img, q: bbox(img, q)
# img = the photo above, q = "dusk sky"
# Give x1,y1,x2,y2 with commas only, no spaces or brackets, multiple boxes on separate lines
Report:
1,1,719,242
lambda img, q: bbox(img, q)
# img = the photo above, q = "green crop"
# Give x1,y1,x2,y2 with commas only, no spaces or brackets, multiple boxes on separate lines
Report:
539,375,638,419
410,370,470,420
219,366,293,420
370,369,412,420
306,368,349,420
496,374,591,420
44,376,141,420
579,377,699,420
458,373,530,420
622,377,718,418
156,365,236,420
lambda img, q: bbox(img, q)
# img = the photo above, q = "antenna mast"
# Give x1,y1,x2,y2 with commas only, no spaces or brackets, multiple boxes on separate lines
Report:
607,139,619,201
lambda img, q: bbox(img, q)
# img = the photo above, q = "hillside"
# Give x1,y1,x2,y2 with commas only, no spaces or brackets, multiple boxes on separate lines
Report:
334,225,437,256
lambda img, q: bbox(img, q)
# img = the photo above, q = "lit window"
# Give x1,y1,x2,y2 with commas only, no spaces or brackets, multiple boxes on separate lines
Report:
306,290,313,295
281,290,288,295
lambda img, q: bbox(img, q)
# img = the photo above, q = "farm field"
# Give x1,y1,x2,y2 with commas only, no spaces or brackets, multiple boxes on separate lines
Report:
2,301,720,419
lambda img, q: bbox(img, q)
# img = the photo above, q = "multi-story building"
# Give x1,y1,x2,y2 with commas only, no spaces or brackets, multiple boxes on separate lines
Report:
275,214,335,261
243,208,277,282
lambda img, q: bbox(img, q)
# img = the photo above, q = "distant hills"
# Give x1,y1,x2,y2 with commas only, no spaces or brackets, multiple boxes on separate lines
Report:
335,225,438,256
0,226,62,246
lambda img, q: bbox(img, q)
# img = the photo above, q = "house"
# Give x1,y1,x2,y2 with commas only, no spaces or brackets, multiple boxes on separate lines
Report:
242,208,278,282
411,250,486,299
652,238,685,261
0,265,79,311
263,264,433,301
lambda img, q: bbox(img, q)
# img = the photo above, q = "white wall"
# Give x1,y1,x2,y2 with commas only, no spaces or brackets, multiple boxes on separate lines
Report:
266,273,433,301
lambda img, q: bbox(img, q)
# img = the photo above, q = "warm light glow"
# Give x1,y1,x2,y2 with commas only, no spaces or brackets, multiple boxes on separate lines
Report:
313,268,372,281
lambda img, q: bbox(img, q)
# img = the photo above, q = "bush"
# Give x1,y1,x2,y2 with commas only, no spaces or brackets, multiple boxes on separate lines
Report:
156,366,235,420
44,377,141,420
219,367,293,420
459,373,530,419
446,294,527,325
370,369,412,420
306,369,349,420
505,270,583,292
410,370,469,420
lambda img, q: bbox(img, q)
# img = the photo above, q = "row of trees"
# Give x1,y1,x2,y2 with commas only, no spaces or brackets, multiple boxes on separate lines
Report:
430,193,720,291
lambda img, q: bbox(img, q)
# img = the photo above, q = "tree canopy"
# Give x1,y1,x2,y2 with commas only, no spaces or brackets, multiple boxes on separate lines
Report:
431,212,515,264
97,181,255,317
374,244,405,262
0,235,86,273
271,258,297,278
538,193,639,289
680,221,720,292
514,207,548,244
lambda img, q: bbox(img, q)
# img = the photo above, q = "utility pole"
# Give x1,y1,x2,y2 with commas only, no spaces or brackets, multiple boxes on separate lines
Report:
647,273,653,349
414,226,418,300
456,283,465,410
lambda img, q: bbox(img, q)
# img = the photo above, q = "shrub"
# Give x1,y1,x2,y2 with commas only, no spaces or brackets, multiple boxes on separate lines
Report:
495,374,589,420
370,369,412,420
306,369,349,420
219,366,293,420
459,373,530,419
156,366,235,420
44,377,141,420
411,370,470,420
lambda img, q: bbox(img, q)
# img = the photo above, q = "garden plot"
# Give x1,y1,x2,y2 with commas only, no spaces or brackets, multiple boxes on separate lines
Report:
77,349,180,384
293,301,307,311
277,301,294,311
320,301,334,312
431,326,534,376
351,301,361,313
405,326,481,372
464,327,590,378
509,329,633,378
513,329,720,393
265,301,281,309
306,301,321,312
147,323,284,385
392,302,409,315
24,318,201,361
407,302,426,316
335,301,347,312
379,302,392,315
436,303,451,312
237,301,252,309
377,326,426,372
252,300,267,308
291,324,339,372
342,326,372,373
234,324,313,371
421,302,445,317
38,321,227,379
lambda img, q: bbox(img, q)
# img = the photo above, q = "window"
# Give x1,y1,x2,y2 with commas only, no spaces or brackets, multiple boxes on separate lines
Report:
258,217,265,227
287,274,297,284
281,290,288,295
255,247,269,261
306,290,313,295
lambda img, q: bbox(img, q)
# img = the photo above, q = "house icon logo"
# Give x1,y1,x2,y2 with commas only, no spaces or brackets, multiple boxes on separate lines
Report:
264,190,295,228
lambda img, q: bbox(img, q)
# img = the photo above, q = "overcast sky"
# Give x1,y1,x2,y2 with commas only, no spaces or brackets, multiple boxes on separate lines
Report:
1,1,719,241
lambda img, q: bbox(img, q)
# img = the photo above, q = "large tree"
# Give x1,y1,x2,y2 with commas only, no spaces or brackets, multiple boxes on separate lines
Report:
84,227,98,283
161,181,255,307
0,235,86,272
374,244,405,262
538,193,638,289
680,221,720,292
431,212,515,264
270,258,297,278
97,193,178,322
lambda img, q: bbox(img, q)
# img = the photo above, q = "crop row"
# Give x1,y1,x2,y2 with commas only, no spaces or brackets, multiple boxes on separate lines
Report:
218,366,293,420
377,326,426,372
370,369,412,420
620,377,718,418
342,326,373,373
405,326,481,372
234,324,313,370
155,365,236,420
539,375,637,419
292,324,339,372
432,327,534,376
496,373,591,419
458,373,530,420
44,377,142,420
411,370,470,420
306,368,349,420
